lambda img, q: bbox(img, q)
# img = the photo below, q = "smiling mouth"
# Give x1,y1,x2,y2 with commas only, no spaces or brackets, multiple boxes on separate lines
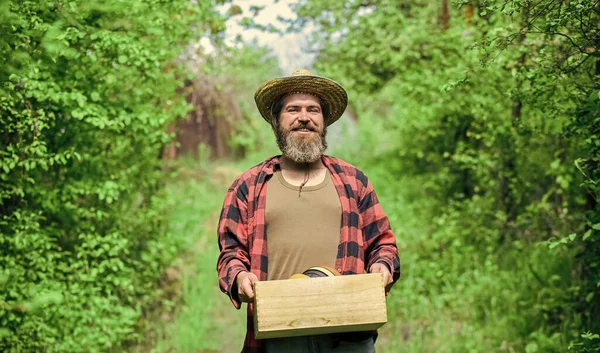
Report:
292,127,315,132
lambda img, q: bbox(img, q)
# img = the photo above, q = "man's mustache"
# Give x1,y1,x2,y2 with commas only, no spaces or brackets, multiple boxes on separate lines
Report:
291,123,318,132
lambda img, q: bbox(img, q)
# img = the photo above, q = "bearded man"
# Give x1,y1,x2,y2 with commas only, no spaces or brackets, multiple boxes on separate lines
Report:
217,70,400,353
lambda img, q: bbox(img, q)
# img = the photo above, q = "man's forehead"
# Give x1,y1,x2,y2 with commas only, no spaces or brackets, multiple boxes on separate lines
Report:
283,93,321,106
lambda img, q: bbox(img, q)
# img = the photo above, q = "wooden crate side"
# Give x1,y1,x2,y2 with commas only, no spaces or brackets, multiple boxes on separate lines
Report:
255,322,385,340
254,274,387,339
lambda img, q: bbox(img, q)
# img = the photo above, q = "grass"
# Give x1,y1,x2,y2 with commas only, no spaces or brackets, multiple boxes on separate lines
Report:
149,232,246,353
132,162,246,353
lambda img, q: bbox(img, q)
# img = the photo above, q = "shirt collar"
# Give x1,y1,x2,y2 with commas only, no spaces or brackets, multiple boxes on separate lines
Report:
263,155,334,175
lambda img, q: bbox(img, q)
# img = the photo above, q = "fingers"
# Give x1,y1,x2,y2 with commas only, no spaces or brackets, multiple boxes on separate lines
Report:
240,278,254,301
383,272,391,285
370,263,386,273
370,263,392,286
248,272,258,285
244,273,258,299
384,270,392,285
372,264,393,296
237,271,259,303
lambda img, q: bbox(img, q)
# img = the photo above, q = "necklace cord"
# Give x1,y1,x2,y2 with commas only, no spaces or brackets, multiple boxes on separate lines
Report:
298,164,310,197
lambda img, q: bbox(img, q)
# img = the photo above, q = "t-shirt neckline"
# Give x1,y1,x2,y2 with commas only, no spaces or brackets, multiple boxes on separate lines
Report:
275,168,330,191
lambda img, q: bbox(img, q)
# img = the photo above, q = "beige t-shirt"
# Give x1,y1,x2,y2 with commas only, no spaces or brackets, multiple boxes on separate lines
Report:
265,168,342,281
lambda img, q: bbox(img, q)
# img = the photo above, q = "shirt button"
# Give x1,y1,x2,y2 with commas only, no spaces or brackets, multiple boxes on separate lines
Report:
337,268,342,273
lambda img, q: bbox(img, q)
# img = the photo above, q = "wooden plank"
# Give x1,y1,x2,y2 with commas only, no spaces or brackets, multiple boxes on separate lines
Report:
253,273,387,339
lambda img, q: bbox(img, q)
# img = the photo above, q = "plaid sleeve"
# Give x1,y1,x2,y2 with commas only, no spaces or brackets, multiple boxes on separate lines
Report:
358,174,401,284
217,178,251,309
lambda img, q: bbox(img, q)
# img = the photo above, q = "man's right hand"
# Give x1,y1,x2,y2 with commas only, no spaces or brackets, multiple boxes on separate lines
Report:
236,271,258,303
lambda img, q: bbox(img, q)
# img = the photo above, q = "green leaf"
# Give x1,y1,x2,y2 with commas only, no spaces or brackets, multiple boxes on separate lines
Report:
585,292,594,302
581,332,600,340
525,342,538,353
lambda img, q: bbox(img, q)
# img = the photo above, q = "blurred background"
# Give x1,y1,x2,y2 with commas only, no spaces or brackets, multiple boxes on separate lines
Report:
1,0,599,352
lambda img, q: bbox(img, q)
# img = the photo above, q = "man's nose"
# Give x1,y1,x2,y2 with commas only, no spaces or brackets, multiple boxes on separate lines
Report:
298,110,310,122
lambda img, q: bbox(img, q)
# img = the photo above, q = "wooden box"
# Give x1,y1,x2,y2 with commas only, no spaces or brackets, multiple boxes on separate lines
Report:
253,273,387,339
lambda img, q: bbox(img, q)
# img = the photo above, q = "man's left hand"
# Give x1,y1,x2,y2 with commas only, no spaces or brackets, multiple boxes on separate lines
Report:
369,262,392,295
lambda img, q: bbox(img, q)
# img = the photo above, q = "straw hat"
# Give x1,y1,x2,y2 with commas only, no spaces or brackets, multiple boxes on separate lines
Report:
254,69,348,126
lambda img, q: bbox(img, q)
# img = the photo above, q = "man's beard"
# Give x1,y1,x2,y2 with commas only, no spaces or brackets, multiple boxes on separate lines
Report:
274,121,328,163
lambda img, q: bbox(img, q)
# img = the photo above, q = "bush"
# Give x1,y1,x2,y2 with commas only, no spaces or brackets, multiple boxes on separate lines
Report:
0,1,221,351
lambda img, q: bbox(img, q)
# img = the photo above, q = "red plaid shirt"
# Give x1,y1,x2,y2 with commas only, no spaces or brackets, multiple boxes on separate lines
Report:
217,155,400,353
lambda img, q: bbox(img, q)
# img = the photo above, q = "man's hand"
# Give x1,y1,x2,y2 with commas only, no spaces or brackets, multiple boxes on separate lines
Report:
236,271,258,303
369,262,392,295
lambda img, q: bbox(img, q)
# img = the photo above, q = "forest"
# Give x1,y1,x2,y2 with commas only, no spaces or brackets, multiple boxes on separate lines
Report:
1,0,599,352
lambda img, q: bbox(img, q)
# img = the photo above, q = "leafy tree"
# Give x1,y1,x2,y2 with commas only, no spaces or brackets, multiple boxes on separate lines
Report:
0,1,223,351
292,0,600,351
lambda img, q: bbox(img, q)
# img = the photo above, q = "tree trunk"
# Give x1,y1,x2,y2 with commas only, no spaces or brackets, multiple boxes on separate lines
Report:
500,5,529,239
440,0,449,30
465,5,473,26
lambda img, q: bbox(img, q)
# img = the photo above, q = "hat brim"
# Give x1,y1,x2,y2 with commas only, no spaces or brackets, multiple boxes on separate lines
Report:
254,74,348,126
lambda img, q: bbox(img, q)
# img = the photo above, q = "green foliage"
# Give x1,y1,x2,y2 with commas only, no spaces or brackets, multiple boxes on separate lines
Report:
295,0,600,352
0,1,221,351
